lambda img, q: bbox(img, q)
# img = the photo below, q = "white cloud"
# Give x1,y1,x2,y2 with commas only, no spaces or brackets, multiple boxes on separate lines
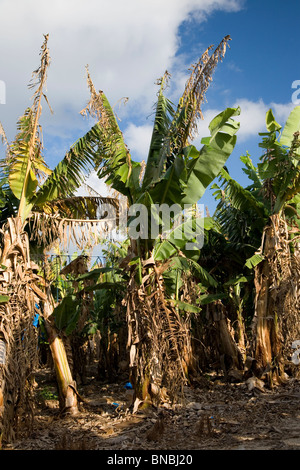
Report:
269,102,295,125
0,0,244,158
193,99,296,145
123,123,153,162
234,99,296,141
80,171,112,197
233,98,268,140
226,61,243,73
189,107,223,150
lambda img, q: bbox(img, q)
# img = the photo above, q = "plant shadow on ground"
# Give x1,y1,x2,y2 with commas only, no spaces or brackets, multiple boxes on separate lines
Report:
4,363,300,451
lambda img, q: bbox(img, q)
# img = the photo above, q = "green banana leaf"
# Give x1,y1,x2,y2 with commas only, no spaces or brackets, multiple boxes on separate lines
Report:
82,281,125,293
265,108,282,133
142,75,174,190
92,92,142,203
7,109,50,221
199,292,226,305
240,153,262,188
153,218,203,261
166,299,201,314
153,216,215,261
187,258,219,288
53,294,80,335
224,275,251,286
280,106,300,154
149,107,240,207
162,256,217,297
218,167,269,218
245,253,264,269
34,122,100,206
75,267,122,282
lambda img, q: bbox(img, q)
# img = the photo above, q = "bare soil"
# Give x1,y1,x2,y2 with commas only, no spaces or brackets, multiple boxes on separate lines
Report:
4,365,300,451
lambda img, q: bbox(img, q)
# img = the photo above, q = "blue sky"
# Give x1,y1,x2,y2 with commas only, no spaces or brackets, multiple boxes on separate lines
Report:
0,0,299,215
176,0,300,210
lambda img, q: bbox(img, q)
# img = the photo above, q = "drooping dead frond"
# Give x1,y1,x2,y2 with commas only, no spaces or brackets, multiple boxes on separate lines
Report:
40,195,119,219
29,211,120,250
80,65,127,123
80,65,125,142
26,33,52,161
29,194,122,249
59,254,90,276
112,96,129,123
155,70,171,96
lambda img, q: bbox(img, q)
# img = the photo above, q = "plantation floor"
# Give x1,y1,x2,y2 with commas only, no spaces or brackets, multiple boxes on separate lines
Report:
4,365,300,452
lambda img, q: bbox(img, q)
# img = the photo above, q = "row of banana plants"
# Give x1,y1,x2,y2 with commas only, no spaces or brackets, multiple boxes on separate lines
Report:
0,32,299,443
0,32,239,438
49,84,300,408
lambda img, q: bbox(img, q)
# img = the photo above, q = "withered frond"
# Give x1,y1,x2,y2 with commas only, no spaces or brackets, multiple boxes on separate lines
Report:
4,34,53,223
30,194,121,249
59,254,89,276
0,121,10,171
126,259,192,404
139,160,146,185
29,210,119,251
155,70,171,92
80,65,105,123
172,35,231,149
39,195,119,219
0,121,9,153
28,33,53,116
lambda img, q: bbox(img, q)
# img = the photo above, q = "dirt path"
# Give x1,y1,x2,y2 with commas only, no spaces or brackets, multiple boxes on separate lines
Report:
4,367,300,451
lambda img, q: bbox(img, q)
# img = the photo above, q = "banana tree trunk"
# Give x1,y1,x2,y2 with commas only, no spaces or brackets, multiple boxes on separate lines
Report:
253,253,273,373
236,308,246,360
60,255,94,385
209,300,244,378
252,214,298,385
0,218,78,444
42,285,78,414
126,260,190,409
0,217,39,442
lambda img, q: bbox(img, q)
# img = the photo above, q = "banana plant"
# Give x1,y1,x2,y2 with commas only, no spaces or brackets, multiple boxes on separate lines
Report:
251,107,300,383
0,35,120,433
82,35,241,405
210,107,300,384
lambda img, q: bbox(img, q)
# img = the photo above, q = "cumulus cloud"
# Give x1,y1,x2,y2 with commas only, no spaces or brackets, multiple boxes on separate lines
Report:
0,0,243,161
233,98,268,140
123,123,153,162
194,98,296,146
234,99,295,141
270,102,295,125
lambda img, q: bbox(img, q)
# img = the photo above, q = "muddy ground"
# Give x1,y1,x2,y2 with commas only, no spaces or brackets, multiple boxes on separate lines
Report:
3,364,300,452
